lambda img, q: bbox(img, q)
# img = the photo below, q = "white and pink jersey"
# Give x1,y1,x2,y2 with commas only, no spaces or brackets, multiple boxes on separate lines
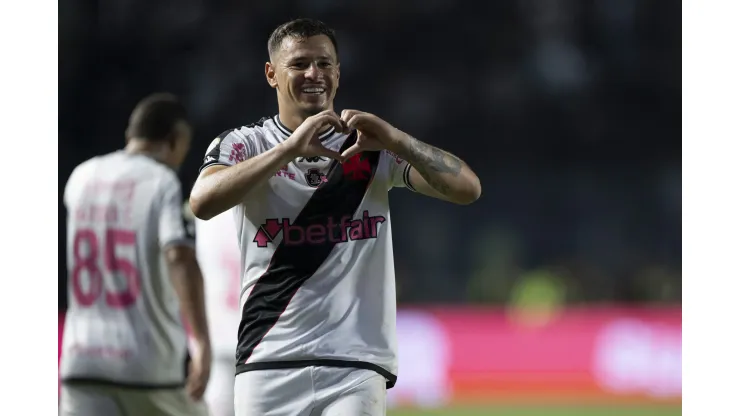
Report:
199,115,415,388
195,211,242,358
61,151,195,387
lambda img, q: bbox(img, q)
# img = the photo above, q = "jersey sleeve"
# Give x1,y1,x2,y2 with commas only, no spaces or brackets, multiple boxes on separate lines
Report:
158,174,196,249
384,150,416,192
200,128,258,172
64,161,93,208
63,165,81,209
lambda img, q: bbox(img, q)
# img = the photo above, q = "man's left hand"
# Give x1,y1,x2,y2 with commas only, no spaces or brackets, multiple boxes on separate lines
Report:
339,110,405,159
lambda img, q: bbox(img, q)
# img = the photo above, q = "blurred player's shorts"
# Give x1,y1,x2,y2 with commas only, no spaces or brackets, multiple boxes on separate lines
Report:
60,383,208,416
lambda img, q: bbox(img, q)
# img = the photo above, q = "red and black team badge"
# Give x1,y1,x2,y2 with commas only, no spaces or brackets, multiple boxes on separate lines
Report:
305,168,328,187
342,153,372,180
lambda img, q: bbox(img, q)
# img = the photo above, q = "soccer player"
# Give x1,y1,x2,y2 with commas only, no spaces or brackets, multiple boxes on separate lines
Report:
60,93,212,416
195,210,242,416
189,18,481,416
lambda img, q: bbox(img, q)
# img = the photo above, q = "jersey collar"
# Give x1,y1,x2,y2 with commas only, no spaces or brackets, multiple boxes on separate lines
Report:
274,115,336,142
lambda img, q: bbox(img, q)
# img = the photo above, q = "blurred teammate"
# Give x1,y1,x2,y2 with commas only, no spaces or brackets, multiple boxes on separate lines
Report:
189,18,481,416
196,211,242,416
60,93,212,416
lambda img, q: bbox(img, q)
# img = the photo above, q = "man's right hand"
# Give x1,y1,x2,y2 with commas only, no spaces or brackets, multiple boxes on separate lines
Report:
186,343,212,401
283,110,348,161
190,110,349,221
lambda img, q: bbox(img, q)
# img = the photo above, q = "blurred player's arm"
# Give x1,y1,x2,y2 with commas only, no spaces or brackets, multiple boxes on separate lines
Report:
396,135,481,205
164,245,211,399
165,246,209,344
159,177,211,399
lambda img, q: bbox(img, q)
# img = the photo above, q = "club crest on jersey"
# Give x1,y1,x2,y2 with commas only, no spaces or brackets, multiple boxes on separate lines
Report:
253,210,386,247
342,154,372,180
304,168,328,187
229,143,248,163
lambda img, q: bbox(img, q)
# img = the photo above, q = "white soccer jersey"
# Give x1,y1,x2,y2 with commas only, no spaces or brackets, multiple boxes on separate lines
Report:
195,211,242,357
61,151,195,387
199,115,415,388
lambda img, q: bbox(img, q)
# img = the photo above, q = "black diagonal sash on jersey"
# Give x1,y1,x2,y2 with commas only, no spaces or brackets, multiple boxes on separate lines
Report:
236,132,381,365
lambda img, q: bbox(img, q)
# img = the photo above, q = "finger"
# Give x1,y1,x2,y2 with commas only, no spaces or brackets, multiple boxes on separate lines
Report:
314,109,339,119
339,118,350,134
340,109,361,124
346,113,372,130
312,113,344,133
333,113,350,134
306,111,339,127
340,143,363,160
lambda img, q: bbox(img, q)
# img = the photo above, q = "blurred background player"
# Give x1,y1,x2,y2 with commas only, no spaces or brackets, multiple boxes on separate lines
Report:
189,18,480,416
196,210,242,416
60,93,212,416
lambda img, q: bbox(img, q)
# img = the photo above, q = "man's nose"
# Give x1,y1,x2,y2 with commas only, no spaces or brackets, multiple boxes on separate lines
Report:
304,63,320,80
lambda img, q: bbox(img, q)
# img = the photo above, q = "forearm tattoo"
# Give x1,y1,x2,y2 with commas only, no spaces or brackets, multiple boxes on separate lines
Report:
404,135,463,194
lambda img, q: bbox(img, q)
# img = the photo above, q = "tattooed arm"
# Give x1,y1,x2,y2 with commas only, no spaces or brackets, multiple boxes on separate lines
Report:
393,133,481,205
335,109,480,204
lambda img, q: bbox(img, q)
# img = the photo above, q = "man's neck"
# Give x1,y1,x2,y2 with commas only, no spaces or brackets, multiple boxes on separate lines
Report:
276,112,305,132
125,141,169,166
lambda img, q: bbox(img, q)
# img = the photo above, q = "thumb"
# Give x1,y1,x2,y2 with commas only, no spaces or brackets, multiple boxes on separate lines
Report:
340,143,363,160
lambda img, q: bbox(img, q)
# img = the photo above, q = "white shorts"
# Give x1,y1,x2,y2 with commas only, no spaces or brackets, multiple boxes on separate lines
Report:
204,356,236,416
234,366,387,416
59,383,208,416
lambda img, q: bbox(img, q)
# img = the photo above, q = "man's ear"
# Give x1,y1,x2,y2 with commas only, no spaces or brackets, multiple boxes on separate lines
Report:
167,133,178,150
265,62,278,89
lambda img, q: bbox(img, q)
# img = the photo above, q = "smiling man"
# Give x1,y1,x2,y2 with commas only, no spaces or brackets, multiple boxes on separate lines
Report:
189,18,481,416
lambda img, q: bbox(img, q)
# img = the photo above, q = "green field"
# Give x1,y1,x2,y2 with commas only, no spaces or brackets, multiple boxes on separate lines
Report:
388,405,681,416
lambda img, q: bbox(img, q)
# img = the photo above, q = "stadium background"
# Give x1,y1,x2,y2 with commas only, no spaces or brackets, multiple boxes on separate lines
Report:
58,1,681,415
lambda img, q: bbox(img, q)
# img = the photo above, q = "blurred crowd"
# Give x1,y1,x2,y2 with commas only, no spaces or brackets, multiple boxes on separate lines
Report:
59,0,680,308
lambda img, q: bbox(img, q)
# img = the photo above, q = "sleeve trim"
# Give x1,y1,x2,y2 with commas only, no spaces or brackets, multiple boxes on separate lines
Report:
403,163,416,192
199,161,230,173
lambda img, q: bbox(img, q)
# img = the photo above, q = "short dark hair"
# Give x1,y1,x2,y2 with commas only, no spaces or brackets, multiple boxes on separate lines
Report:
267,18,338,60
127,93,188,142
